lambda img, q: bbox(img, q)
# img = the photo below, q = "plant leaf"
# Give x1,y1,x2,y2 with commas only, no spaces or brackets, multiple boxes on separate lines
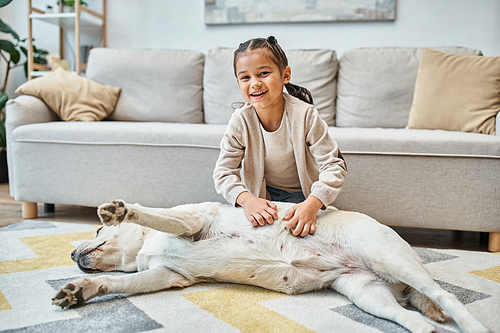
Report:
0,39,20,63
0,18,19,41
0,92,8,110
10,48,20,64
0,92,7,147
0,39,16,56
0,0,13,8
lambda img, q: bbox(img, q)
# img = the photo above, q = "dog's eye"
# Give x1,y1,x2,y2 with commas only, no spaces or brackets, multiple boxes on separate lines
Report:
95,226,103,238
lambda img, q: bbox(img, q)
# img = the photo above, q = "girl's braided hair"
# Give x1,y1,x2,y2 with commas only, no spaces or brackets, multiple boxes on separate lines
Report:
233,36,314,105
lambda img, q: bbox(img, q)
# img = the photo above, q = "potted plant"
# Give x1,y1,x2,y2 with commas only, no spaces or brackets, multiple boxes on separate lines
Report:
0,0,49,183
57,0,88,12
0,93,7,183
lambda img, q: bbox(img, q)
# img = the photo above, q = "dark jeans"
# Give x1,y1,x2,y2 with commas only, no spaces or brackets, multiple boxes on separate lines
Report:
267,186,305,204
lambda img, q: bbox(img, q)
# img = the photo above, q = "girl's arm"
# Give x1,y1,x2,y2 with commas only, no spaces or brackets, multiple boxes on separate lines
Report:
213,122,248,206
284,107,347,236
305,108,347,207
213,114,278,225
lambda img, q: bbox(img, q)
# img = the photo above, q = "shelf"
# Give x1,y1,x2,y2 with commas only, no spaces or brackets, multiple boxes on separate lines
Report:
30,71,78,77
29,12,103,28
27,0,106,80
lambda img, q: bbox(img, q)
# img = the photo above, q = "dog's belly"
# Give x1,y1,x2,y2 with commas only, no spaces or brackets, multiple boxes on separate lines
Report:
175,223,361,294
141,205,394,295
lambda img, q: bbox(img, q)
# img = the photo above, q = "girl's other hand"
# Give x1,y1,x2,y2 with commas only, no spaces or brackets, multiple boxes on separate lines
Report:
283,196,323,237
236,192,278,227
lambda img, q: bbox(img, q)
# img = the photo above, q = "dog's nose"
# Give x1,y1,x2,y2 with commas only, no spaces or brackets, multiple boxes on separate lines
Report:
71,249,76,261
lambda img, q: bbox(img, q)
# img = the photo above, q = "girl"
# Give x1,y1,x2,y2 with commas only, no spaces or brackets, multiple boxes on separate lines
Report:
213,36,347,237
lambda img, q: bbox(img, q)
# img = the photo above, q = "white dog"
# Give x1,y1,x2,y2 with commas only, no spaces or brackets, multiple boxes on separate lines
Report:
52,200,490,333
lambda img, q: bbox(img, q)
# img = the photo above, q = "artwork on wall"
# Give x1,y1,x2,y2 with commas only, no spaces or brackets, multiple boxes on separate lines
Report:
205,0,396,25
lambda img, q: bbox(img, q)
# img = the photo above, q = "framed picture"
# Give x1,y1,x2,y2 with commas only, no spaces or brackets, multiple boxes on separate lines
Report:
205,0,396,25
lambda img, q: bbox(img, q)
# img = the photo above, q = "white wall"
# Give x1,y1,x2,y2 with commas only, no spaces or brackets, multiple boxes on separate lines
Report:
1,0,499,98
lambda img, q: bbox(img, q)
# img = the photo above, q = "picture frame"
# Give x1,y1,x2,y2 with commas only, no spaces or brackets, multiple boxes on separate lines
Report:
205,0,397,25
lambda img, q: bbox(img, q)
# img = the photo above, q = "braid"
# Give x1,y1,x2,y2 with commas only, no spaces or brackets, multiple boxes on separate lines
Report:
234,36,314,105
285,83,314,105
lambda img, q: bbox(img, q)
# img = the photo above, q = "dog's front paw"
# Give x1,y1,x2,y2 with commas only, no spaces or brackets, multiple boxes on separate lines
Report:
97,200,128,226
52,278,108,309
52,281,84,309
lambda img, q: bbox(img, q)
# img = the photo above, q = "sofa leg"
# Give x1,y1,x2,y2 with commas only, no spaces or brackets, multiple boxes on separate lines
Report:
22,201,38,219
44,203,55,213
488,232,500,252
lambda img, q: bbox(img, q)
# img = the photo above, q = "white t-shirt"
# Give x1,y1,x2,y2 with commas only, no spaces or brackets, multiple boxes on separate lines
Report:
260,110,302,192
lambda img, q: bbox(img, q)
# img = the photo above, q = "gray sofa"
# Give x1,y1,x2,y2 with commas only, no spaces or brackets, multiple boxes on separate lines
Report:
6,46,500,251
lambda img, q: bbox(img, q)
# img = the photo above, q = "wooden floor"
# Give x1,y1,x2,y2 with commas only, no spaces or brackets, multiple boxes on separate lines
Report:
0,183,489,251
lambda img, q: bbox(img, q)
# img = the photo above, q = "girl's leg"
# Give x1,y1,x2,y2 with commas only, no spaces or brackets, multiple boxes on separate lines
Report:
267,185,305,203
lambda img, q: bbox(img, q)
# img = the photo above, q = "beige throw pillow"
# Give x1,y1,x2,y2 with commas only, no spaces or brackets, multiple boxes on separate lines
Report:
407,48,500,135
15,68,121,121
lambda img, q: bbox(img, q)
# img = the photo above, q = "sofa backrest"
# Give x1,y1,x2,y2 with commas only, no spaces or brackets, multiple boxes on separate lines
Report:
86,48,205,123
336,46,483,128
203,48,338,126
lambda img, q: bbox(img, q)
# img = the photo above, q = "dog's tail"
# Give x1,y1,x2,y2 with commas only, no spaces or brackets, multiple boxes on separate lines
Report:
404,285,445,323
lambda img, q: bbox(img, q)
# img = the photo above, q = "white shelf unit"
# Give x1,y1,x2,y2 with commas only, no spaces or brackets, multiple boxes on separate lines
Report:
29,12,103,28
27,0,107,79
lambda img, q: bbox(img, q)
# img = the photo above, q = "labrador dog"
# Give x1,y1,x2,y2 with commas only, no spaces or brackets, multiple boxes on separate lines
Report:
52,200,490,333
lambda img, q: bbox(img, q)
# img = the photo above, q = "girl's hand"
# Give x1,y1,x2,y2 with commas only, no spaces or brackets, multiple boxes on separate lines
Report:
236,192,278,227
283,196,323,237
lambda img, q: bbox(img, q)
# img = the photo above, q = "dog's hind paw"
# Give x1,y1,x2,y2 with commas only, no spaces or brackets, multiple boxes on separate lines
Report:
97,200,128,226
51,283,83,309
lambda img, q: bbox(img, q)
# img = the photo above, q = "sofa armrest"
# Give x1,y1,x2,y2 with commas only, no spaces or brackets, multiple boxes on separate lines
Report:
5,95,59,197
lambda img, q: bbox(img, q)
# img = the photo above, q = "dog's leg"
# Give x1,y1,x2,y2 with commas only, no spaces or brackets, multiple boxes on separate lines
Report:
333,274,437,333
365,251,490,332
52,266,193,309
97,200,210,236
351,224,491,333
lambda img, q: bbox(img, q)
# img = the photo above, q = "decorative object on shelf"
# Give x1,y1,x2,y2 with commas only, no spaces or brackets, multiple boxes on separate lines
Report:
28,0,106,79
57,0,88,12
46,53,70,71
45,4,54,13
205,0,396,25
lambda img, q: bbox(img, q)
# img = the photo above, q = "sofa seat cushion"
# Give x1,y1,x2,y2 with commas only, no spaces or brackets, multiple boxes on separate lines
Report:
11,122,227,148
9,122,227,208
329,127,500,158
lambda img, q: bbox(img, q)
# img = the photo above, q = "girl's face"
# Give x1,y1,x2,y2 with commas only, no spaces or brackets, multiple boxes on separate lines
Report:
235,49,291,113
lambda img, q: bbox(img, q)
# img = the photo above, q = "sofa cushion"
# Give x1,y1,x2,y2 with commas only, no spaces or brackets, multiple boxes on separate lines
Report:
329,127,500,157
203,47,338,125
407,48,500,135
86,48,205,123
336,46,483,128
11,121,226,147
15,68,120,121
9,122,227,208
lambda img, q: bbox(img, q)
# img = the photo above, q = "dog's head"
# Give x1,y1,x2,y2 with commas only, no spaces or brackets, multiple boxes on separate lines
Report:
72,223,148,273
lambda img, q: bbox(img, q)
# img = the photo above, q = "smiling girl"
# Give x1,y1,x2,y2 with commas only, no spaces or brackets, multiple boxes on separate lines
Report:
213,36,347,237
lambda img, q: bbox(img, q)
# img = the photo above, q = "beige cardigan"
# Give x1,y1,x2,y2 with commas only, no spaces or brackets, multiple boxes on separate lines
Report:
213,93,347,207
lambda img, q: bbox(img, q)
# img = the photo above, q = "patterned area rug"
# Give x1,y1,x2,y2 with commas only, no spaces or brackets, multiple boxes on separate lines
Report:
0,220,499,333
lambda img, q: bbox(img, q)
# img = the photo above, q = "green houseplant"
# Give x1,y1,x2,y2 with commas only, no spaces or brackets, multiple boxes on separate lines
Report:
57,0,89,9
0,0,48,182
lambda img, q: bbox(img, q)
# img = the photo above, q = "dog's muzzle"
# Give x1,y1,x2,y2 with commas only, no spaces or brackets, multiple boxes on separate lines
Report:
72,241,104,273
